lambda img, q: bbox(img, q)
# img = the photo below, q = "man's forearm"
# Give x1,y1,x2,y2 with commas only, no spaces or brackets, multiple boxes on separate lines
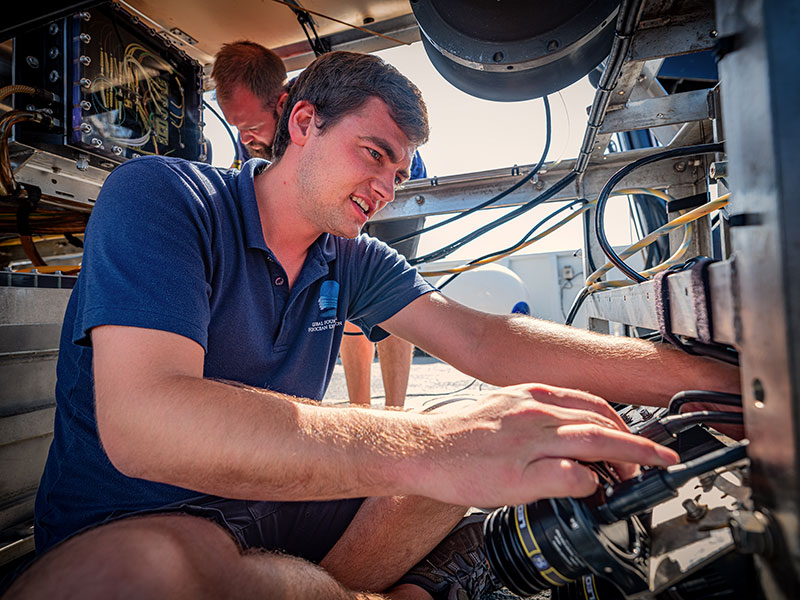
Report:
456,313,740,407
98,374,440,501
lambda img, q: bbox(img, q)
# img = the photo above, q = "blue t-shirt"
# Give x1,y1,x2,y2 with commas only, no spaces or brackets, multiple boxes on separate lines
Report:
34,156,434,552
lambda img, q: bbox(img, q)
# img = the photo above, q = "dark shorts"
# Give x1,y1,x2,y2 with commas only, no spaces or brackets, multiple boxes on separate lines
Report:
1,496,364,594
141,495,365,564
364,217,424,260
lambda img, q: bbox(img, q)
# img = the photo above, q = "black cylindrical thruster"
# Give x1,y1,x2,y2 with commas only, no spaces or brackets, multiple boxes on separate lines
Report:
411,0,621,101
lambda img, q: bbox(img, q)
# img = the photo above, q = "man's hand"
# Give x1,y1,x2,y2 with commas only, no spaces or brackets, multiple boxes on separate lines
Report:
409,383,679,507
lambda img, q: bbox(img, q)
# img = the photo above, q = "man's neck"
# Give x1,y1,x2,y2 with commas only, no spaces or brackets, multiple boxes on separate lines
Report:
252,159,319,286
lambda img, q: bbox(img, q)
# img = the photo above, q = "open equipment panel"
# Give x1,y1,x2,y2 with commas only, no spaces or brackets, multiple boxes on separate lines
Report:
0,0,798,598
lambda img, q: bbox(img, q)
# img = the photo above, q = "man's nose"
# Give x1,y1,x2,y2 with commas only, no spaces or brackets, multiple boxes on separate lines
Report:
373,171,396,204
239,130,254,144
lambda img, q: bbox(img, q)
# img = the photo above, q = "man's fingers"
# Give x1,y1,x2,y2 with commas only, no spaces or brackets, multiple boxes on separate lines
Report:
518,384,630,432
520,458,600,499
549,423,679,470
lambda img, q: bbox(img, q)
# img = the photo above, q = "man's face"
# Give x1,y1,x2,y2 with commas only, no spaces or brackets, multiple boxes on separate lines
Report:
294,96,415,239
218,85,280,160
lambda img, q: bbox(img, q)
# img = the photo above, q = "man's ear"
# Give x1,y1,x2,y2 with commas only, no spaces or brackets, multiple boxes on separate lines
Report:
287,100,315,147
275,91,289,116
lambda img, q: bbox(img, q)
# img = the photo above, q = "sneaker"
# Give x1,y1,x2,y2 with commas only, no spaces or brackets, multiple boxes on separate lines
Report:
399,513,502,600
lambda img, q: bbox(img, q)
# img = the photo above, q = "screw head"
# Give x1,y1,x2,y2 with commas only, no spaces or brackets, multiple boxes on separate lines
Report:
48,23,59,35
80,121,93,133
49,70,60,82
414,194,425,205
26,56,40,68
674,161,687,172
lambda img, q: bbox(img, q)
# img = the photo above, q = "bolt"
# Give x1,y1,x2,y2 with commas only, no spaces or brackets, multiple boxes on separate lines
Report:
547,40,559,52
79,55,91,66
674,161,687,173
656,112,665,118
26,56,40,68
49,47,60,59
26,104,37,111
414,194,425,205
618,90,625,95
709,160,728,180
80,100,91,111
91,137,103,147
535,180,545,190
132,152,141,159
492,51,504,62
79,11,91,21
682,498,708,521
49,70,60,82
80,33,91,43
637,74,646,82
79,122,92,134
76,155,89,171
48,23,59,35
80,78,92,88
710,29,718,38
111,145,123,156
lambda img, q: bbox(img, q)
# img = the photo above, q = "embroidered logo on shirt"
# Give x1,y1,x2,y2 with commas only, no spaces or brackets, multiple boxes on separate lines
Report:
318,280,339,319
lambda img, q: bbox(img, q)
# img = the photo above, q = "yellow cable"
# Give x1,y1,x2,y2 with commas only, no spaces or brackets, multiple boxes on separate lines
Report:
586,193,729,286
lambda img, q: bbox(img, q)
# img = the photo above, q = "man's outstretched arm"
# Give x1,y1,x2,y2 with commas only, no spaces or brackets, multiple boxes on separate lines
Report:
380,291,740,408
92,324,677,509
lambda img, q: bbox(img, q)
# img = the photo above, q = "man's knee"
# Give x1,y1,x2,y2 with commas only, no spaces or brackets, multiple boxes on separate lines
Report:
5,514,240,599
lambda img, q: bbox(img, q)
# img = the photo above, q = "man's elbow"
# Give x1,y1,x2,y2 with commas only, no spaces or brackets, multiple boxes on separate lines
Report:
95,393,156,480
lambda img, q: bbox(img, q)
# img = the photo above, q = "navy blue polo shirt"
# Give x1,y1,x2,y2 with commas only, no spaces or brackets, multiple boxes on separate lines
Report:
34,156,433,552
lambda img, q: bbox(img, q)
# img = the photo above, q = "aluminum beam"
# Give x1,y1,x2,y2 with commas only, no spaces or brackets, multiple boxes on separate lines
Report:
384,147,703,223
599,88,714,134
584,259,736,345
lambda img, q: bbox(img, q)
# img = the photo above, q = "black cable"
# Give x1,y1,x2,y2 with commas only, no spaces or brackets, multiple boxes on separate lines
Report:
594,142,724,282
594,441,748,523
408,171,577,266
635,410,744,444
373,378,478,400
437,199,584,290
388,96,553,246
296,11,331,57
564,286,591,326
202,99,240,167
668,390,743,415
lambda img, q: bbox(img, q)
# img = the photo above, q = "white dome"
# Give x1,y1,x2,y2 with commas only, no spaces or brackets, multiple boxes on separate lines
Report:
436,264,531,315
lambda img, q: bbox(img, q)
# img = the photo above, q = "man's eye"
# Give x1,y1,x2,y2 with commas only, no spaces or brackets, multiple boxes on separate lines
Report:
368,148,381,160
395,176,405,189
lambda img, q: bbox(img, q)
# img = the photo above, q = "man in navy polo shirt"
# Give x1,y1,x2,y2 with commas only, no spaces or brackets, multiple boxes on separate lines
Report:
9,51,738,600
212,40,427,410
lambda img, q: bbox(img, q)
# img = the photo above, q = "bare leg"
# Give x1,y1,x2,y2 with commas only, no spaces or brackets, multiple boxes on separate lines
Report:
376,335,414,409
340,321,376,406
321,495,467,591
4,514,432,600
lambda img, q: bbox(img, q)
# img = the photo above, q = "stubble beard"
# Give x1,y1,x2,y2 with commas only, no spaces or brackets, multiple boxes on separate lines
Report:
296,146,360,239
245,143,273,160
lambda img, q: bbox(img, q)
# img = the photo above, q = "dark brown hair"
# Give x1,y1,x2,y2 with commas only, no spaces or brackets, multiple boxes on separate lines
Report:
272,51,429,161
211,41,287,108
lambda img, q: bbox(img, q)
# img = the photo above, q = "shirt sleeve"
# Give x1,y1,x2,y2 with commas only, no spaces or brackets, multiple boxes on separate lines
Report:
344,235,435,342
72,157,214,350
